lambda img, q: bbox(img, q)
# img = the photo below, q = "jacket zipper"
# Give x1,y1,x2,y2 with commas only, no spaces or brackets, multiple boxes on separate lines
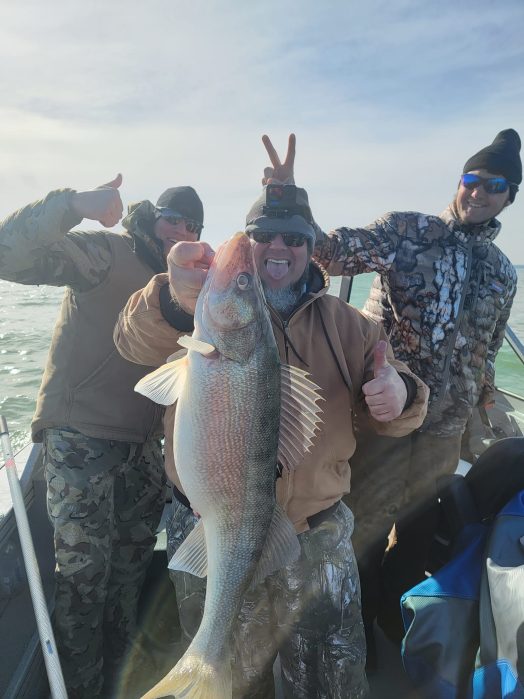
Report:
270,297,315,365
469,261,483,317
435,236,474,408
281,319,290,363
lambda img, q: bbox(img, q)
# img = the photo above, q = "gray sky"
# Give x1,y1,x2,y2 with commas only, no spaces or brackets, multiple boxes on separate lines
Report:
1,0,523,260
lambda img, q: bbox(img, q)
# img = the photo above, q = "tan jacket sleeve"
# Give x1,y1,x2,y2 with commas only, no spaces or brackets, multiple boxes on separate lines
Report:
114,273,188,367
114,272,190,487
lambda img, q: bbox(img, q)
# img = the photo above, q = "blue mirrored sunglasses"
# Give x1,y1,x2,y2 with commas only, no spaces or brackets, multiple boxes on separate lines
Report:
460,173,516,195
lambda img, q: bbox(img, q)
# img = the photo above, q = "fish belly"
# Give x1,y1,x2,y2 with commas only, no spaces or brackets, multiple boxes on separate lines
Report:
172,350,280,651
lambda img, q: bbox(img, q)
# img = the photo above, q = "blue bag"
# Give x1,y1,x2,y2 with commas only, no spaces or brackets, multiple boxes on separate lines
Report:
401,491,524,699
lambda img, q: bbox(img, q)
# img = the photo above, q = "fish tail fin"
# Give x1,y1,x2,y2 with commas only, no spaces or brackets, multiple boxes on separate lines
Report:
141,651,231,699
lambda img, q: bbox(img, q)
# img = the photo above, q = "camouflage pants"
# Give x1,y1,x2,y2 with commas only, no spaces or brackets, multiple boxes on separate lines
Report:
44,428,166,699
167,497,369,699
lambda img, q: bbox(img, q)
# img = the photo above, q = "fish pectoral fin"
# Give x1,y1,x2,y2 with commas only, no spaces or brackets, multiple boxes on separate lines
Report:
177,334,216,355
166,348,188,362
278,364,324,471
168,519,208,577
250,504,300,588
134,357,188,406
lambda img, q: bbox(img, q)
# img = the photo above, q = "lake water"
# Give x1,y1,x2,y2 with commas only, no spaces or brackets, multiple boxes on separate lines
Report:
0,269,523,512
1,270,524,454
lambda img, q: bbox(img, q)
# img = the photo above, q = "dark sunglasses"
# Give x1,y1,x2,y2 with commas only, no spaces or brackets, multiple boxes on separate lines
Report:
250,230,308,247
162,216,202,235
460,173,515,195
156,208,203,235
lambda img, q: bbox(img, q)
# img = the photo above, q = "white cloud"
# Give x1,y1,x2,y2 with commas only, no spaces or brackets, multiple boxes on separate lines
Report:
0,0,523,261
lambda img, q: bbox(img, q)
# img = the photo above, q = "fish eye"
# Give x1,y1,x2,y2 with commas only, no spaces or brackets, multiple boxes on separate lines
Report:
236,273,251,290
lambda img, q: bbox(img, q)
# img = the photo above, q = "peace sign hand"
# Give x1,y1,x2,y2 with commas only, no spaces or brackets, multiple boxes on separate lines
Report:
261,133,296,185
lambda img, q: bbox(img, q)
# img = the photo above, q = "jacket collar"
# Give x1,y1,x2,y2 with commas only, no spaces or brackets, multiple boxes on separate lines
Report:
308,259,330,294
122,200,167,273
439,204,502,246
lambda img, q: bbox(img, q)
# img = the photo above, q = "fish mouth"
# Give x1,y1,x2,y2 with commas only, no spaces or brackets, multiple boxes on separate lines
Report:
212,232,256,289
201,232,259,332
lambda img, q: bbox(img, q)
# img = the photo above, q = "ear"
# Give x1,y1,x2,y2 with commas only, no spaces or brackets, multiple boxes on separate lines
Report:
503,199,513,209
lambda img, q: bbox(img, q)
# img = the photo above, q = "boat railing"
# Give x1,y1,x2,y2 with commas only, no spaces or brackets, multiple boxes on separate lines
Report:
505,324,524,366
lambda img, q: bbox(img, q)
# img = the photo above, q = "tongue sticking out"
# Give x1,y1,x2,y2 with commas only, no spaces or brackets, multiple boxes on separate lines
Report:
266,259,289,280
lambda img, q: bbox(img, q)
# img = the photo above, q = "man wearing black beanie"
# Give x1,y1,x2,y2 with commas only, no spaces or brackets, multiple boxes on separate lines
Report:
462,128,521,203
263,129,520,665
0,176,204,698
452,129,520,230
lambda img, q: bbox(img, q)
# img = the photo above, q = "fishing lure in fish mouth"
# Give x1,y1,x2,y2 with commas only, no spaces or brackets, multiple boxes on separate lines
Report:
136,232,323,699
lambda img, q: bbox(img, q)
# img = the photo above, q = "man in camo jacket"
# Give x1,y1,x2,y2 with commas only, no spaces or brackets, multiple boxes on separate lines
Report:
0,175,204,698
262,129,520,660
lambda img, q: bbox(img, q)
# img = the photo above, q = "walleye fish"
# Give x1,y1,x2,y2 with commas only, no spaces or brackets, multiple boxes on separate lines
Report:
135,231,323,699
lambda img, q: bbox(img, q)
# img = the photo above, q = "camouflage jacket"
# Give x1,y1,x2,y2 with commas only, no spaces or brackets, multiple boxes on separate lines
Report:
0,189,166,443
0,190,166,290
315,206,517,437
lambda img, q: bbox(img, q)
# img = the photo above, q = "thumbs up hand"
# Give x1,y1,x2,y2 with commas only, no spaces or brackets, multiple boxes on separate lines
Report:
71,173,124,227
362,340,408,422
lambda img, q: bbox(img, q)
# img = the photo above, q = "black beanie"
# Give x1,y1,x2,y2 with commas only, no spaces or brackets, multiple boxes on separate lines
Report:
245,186,316,243
156,186,204,225
463,129,522,185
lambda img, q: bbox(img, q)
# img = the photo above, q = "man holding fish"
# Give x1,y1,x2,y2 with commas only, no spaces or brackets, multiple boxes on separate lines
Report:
261,131,521,665
115,177,429,697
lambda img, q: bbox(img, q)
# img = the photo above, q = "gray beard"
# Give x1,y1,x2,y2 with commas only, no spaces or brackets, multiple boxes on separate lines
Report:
262,266,309,318
263,284,303,317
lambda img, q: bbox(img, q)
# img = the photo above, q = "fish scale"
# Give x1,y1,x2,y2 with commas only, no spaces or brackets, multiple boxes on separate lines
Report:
135,232,323,699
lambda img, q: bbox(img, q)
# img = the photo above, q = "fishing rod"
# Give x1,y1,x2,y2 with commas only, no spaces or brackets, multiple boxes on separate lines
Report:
0,416,68,699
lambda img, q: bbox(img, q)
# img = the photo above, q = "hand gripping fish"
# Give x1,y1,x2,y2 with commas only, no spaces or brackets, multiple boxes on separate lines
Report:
135,232,323,699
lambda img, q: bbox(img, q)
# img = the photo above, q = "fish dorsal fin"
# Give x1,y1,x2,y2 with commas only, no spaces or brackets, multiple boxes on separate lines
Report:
177,334,216,355
168,519,207,578
278,364,324,472
250,503,300,588
134,356,188,406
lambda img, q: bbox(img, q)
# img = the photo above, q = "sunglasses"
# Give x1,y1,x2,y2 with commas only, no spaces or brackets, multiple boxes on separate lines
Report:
460,173,515,195
162,216,202,235
250,231,308,247
156,208,203,235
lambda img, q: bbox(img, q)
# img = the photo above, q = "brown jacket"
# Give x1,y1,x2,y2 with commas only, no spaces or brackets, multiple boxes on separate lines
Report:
0,189,164,443
114,265,429,532
32,233,164,442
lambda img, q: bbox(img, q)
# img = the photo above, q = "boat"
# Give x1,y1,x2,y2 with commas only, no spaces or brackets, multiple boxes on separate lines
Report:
1,279,523,699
